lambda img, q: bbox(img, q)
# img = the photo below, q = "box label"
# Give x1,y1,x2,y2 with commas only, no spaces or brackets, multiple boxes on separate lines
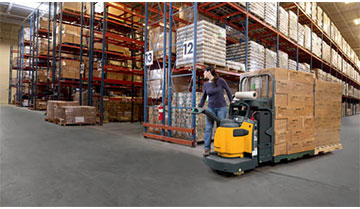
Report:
75,116,84,123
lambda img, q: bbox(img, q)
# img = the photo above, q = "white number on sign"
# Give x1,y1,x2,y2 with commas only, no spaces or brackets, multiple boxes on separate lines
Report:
183,40,194,58
145,50,153,66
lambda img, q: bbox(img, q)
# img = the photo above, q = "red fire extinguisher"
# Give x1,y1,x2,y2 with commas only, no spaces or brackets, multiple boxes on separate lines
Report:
158,105,164,121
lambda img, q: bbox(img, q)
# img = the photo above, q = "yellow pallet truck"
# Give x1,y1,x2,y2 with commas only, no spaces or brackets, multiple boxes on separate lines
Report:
192,73,314,175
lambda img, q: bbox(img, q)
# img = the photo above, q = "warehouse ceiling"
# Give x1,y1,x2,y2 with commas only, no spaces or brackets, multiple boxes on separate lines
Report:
0,2,48,41
318,2,360,58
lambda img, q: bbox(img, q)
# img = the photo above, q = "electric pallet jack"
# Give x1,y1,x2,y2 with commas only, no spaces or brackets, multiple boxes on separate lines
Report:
192,73,276,175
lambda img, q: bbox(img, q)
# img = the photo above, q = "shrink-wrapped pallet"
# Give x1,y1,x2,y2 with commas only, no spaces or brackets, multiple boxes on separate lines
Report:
322,42,331,63
312,32,322,57
279,7,288,36
311,2,317,21
176,20,226,67
298,23,305,47
264,2,277,28
288,59,297,71
249,2,265,19
316,6,323,28
331,49,338,68
323,12,331,36
304,25,311,50
279,50,289,69
226,60,245,72
147,69,165,99
240,41,264,72
305,2,312,16
265,48,277,69
288,10,298,41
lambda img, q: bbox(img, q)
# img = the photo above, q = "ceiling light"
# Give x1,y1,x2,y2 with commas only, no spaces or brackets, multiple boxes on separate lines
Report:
354,18,360,25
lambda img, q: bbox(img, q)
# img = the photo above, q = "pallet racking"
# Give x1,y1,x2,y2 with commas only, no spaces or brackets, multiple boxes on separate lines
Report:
142,2,360,147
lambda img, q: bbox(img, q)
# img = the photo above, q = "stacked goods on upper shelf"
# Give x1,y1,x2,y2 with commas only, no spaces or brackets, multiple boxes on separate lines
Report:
304,25,311,50
323,12,331,36
56,24,81,45
265,49,276,69
225,60,245,72
37,70,48,83
226,43,241,62
279,7,288,36
176,20,226,67
38,38,51,55
264,3,276,28
305,2,311,17
297,24,305,47
148,26,176,59
299,2,305,10
311,2,317,22
279,50,288,69
331,49,338,69
322,42,331,63
244,68,316,156
312,32,322,58
314,80,342,147
249,2,265,19
24,27,30,41
38,17,52,31
288,10,298,41
316,6,323,28
238,41,264,72
288,59,297,71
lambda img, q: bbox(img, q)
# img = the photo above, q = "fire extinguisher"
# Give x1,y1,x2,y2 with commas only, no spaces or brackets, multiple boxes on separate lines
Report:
158,105,164,121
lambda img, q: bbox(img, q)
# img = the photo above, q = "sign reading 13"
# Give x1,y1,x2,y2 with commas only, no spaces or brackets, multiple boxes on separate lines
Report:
145,50,153,66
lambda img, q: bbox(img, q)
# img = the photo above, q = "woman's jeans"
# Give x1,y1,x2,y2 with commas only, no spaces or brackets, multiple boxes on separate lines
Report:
204,106,227,151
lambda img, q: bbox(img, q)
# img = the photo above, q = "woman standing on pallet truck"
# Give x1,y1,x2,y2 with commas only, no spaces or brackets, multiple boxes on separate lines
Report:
198,66,233,156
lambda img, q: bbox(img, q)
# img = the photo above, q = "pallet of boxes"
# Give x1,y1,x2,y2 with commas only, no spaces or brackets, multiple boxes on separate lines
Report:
245,68,342,158
45,101,97,126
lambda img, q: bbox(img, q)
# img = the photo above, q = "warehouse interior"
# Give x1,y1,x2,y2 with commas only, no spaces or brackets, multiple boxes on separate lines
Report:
0,1,359,207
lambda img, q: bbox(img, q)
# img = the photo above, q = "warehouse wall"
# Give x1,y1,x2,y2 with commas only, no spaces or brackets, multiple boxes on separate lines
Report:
0,40,17,104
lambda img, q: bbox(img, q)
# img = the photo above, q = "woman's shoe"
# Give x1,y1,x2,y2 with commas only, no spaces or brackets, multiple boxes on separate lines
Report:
203,150,210,157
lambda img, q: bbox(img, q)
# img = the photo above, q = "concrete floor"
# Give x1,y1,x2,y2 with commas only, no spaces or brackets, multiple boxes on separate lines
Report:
0,104,359,206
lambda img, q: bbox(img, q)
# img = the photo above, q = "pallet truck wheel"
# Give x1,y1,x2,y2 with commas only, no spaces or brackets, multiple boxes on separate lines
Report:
233,171,244,176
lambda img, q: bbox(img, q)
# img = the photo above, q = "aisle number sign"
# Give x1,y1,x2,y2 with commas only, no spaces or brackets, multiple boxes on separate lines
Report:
145,50,153,66
183,40,194,58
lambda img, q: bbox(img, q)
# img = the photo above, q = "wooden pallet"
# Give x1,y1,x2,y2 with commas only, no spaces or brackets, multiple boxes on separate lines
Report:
45,117,58,123
314,144,343,155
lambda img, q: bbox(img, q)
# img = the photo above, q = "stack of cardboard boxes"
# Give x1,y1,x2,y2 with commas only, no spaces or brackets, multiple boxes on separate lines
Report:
55,106,97,125
46,100,79,121
245,68,316,156
314,80,342,147
279,7,289,36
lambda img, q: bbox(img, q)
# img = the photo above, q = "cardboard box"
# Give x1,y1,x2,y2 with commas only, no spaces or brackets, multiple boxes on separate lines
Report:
314,80,342,147
274,143,287,156
46,100,79,121
55,106,96,125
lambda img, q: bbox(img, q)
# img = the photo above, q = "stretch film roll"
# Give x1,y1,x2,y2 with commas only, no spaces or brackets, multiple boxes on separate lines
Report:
235,91,258,100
